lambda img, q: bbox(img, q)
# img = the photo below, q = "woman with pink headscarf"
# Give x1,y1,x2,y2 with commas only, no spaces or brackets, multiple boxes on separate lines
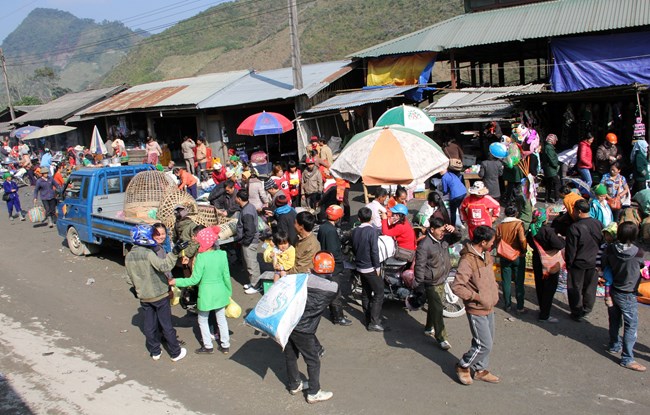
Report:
171,226,232,354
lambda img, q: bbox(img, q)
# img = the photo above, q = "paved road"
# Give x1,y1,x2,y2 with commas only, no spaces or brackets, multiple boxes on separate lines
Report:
0,186,648,415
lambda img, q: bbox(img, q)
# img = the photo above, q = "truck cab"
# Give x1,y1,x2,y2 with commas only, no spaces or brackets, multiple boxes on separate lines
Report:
57,165,155,255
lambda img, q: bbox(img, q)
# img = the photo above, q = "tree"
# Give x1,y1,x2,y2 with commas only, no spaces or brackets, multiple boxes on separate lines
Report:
14,96,41,105
30,66,60,101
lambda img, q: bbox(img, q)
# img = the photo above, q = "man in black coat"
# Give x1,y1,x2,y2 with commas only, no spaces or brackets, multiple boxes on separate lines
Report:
317,205,352,326
208,179,239,217
565,199,603,321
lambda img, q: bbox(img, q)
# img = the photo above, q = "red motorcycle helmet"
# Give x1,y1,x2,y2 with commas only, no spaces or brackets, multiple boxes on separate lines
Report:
325,205,344,221
313,251,335,274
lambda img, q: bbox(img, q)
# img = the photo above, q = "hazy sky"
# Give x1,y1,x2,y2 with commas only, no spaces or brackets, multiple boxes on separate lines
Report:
0,0,230,43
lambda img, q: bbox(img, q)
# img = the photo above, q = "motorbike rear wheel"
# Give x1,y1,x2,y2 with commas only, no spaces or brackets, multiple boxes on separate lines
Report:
442,276,466,318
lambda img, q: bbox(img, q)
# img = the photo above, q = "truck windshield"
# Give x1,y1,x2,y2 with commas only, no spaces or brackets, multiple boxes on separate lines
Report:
64,177,84,199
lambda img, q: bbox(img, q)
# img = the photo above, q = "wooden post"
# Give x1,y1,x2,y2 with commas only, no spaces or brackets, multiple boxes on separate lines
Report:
470,61,476,86
0,48,15,121
479,63,484,85
519,59,525,84
450,50,457,89
288,0,303,90
367,105,374,129
537,56,541,81
363,183,370,204
498,61,505,86
489,63,493,86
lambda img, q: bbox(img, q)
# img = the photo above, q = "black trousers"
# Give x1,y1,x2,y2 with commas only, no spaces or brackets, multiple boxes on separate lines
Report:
533,257,559,320
284,331,320,395
42,198,57,219
141,297,181,358
359,271,384,326
567,267,598,317
545,175,560,202
328,271,345,321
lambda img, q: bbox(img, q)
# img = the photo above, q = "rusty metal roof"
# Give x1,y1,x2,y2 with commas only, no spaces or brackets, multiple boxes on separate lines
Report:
12,86,126,124
80,71,249,116
351,0,650,58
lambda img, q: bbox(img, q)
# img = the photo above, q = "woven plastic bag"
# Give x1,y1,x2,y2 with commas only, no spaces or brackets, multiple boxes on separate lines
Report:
245,273,308,348
28,206,45,223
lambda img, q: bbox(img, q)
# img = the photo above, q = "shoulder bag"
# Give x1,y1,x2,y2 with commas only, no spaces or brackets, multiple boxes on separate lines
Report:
394,246,416,262
497,239,520,262
532,239,565,278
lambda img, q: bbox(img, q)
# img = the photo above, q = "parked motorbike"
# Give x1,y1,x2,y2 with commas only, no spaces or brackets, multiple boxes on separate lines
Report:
341,229,465,318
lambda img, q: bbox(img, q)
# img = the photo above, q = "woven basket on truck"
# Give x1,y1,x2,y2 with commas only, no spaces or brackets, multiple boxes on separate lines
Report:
156,189,199,229
123,171,177,219
218,218,238,240
193,204,223,228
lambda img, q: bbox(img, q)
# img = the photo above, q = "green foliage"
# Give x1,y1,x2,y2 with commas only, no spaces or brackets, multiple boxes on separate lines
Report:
14,96,41,105
102,0,464,86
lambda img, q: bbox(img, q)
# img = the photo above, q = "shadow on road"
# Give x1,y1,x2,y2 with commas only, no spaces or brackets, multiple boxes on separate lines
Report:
0,374,35,415
229,337,286,381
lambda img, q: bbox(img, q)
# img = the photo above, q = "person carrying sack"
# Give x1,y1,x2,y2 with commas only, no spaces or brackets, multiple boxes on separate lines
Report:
33,166,60,228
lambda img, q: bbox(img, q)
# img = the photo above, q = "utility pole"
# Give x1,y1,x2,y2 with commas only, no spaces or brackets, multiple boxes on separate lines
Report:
288,0,303,91
0,48,15,121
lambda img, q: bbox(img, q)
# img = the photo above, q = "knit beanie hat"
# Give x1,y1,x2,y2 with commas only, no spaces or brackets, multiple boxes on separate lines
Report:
594,184,608,196
264,178,278,191
275,194,289,207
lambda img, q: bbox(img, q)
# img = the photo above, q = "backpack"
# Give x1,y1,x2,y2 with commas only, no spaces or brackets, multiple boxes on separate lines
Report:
618,207,641,226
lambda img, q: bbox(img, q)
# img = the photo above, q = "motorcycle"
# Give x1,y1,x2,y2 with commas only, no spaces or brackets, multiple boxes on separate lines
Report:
342,230,465,318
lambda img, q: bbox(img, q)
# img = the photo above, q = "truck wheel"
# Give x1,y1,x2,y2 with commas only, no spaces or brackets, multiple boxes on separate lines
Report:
67,226,91,256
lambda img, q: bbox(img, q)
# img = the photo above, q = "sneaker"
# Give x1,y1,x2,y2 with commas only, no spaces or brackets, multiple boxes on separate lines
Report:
607,347,622,355
367,324,385,332
219,346,230,355
456,364,473,385
243,284,252,290
424,329,436,338
171,347,187,362
475,369,500,383
515,307,527,314
289,381,308,395
20,216,25,221
306,390,333,404
621,361,647,372
194,347,214,354
539,317,559,324
334,317,352,326
151,352,161,361
244,286,261,295
9,217,14,221
439,340,452,351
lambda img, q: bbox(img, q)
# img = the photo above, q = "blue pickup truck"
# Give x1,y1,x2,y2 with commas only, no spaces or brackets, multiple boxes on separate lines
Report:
56,165,156,255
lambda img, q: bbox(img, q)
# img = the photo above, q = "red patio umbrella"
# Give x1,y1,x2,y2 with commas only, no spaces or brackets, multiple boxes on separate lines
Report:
236,111,294,155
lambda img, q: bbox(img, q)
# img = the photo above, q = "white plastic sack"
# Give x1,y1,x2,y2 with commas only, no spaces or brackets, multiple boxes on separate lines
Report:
378,235,396,263
557,144,578,167
244,273,308,348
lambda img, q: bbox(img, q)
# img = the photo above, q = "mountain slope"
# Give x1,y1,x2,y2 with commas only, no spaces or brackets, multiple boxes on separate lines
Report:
101,0,463,86
2,8,145,95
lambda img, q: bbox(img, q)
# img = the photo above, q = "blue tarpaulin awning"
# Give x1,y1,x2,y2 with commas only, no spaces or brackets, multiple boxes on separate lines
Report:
550,32,650,92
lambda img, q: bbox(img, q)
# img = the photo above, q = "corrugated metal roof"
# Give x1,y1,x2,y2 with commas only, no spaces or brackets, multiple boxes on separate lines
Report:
424,85,545,122
80,71,248,116
301,86,418,114
198,60,354,109
351,0,650,58
12,86,126,124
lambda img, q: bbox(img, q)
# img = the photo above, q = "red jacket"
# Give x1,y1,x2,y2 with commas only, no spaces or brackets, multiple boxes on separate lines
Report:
211,169,227,184
577,140,593,169
382,219,417,250
460,194,501,239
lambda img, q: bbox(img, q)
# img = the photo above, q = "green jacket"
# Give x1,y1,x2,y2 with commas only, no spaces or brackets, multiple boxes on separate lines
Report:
542,143,559,177
175,249,232,311
125,245,178,302
633,151,650,182
175,217,200,258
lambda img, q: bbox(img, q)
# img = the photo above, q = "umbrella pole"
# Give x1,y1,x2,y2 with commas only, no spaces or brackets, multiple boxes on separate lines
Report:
265,135,269,157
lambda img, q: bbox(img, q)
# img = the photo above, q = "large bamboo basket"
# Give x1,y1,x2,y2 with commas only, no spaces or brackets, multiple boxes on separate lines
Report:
123,171,177,219
157,189,199,229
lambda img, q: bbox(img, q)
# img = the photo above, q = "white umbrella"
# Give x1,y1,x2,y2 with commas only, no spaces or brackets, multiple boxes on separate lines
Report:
375,104,435,133
89,125,107,155
23,125,76,140
330,125,448,185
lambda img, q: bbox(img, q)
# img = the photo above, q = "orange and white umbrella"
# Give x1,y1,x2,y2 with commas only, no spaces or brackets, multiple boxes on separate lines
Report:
330,125,448,185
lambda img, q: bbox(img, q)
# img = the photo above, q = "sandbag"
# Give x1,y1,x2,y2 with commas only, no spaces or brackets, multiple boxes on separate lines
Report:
244,273,308,348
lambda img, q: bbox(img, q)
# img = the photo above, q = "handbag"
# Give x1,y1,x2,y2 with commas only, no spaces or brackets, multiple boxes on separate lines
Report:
2,192,10,202
533,239,565,279
393,246,416,262
497,239,520,261
607,196,621,210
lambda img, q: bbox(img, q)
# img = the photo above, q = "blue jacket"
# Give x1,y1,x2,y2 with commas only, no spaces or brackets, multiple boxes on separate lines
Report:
351,223,380,273
441,172,467,200
589,199,613,227
40,153,52,168
34,176,59,201
2,180,19,200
